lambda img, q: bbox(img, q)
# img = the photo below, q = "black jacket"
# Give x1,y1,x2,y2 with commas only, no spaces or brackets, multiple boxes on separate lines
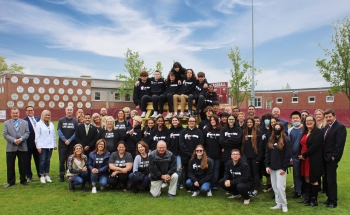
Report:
192,80,207,98
323,120,347,161
203,128,221,159
133,80,151,106
149,126,169,151
265,135,292,171
242,129,263,161
75,123,98,153
188,157,213,185
163,80,180,96
178,78,197,95
167,126,183,156
149,150,177,180
124,125,143,153
142,126,155,146
222,158,254,186
149,77,165,96
219,126,243,162
179,127,204,164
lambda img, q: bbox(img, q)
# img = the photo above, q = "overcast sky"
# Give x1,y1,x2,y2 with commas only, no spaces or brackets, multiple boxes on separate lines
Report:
1,0,349,90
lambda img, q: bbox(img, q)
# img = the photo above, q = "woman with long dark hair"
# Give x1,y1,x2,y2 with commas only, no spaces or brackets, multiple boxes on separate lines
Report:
298,115,324,207
115,109,130,137
142,118,155,146
260,112,273,192
265,122,292,213
203,115,222,191
186,145,213,197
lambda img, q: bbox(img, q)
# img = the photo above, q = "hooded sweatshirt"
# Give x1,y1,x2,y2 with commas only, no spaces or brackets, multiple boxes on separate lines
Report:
265,135,292,171
133,80,151,106
222,158,254,186
179,127,204,164
167,126,183,156
219,126,243,162
203,128,222,159
188,157,213,185
149,126,169,151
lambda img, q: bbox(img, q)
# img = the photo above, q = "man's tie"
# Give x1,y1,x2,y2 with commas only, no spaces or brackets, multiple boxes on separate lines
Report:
31,117,37,127
85,125,89,135
14,120,19,132
324,126,331,140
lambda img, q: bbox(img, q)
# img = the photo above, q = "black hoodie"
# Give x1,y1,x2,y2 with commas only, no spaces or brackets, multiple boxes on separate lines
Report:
203,128,222,159
124,125,142,153
149,77,165,96
142,126,155,146
171,62,187,80
242,129,263,161
163,79,180,96
133,80,151,106
149,126,169,151
167,126,183,156
179,127,204,164
264,135,292,171
219,126,243,162
178,77,197,95
192,80,208,98
222,158,254,186
188,157,213,185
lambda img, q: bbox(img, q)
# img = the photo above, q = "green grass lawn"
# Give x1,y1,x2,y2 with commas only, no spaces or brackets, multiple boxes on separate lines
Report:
0,122,349,215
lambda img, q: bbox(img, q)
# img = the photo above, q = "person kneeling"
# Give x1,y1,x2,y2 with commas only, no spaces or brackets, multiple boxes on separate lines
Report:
149,140,178,199
66,144,89,192
219,149,254,204
186,145,213,197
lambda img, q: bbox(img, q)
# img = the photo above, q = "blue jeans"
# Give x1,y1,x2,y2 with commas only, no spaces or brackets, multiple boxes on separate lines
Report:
292,158,302,194
176,155,183,186
208,157,220,188
91,173,108,186
39,149,53,175
71,171,89,186
186,179,211,192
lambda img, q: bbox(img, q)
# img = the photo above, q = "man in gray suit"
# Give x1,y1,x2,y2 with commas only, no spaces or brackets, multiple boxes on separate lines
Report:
3,107,30,188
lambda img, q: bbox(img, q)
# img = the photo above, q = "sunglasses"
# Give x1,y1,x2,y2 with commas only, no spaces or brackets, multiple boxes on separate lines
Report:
196,150,203,153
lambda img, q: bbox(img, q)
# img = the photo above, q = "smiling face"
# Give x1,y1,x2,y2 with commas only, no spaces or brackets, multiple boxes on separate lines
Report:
246,119,254,128
65,107,73,118
84,115,91,125
74,145,83,155
248,107,255,116
154,71,161,80
271,118,277,127
227,116,235,126
188,117,196,128
315,110,324,122
25,107,34,117
325,113,336,125
195,146,204,157
210,117,217,126
148,120,155,128
117,111,125,120
157,118,164,128
106,119,114,129
11,109,19,120
44,113,51,122
117,143,126,154
157,142,167,155
137,143,145,154
97,141,105,152
172,117,179,126
305,116,315,130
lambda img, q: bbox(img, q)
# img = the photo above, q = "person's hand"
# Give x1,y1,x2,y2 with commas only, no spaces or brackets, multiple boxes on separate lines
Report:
65,140,70,145
161,174,171,181
135,81,140,87
178,80,182,85
15,139,21,145
84,146,89,151
129,129,134,135
111,171,118,177
192,100,196,105
266,167,271,174
332,157,335,161
298,155,304,160
280,170,285,175
203,83,208,88
82,166,87,172
194,181,199,187
121,168,128,174
177,165,182,171
222,149,224,152
92,168,98,174
290,159,293,165
37,148,42,154
224,180,231,187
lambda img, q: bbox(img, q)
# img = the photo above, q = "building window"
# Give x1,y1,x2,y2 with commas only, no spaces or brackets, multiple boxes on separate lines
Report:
308,96,316,103
276,97,283,103
266,100,272,109
125,94,131,101
248,97,262,108
326,96,334,102
95,92,100,101
115,93,120,101
292,97,298,103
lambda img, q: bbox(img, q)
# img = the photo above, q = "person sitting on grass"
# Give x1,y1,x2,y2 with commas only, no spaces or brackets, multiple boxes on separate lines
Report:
219,149,254,205
66,144,89,192
88,139,110,194
186,145,213,197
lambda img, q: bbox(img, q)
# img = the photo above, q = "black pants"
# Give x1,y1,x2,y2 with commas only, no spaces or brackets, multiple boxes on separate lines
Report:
219,178,254,200
159,94,174,113
26,147,40,179
324,159,339,204
141,95,152,112
6,151,27,184
246,158,259,190
108,173,130,189
182,163,189,189
188,95,205,112
59,146,73,177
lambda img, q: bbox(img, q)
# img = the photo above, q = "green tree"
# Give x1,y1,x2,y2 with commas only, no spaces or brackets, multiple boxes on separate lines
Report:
316,17,350,108
227,47,260,108
155,61,163,76
116,48,147,97
0,56,24,74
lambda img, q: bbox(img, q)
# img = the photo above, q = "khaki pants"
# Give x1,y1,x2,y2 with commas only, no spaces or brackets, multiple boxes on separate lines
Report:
150,173,178,197
173,94,188,113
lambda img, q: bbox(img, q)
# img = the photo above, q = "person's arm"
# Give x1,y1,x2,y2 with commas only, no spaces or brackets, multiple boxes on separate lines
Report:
3,122,16,143
74,126,83,146
88,128,98,149
124,162,133,172
188,160,197,183
133,86,140,106
199,160,213,185
51,123,57,148
133,155,141,173
87,153,94,171
179,131,192,157
97,153,110,173
149,154,162,180
222,161,231,181
333,125,347,160
21,121,30,141
108,154,124,172
68,155,83,174
231,163,250,185
282,138,292,171
256,133,263,162
57,129,67,142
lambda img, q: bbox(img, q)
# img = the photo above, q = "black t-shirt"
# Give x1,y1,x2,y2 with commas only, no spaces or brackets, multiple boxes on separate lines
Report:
115,121,128,135
109,152,133,168
95,153,104,169
104,131,115,152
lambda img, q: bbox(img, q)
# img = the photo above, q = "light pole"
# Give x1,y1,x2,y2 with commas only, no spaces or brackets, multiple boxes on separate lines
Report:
251,0,255,106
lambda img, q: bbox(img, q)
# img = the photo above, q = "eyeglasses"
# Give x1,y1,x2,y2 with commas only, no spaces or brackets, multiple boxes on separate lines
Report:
26,110,34,112
196,150,203,152
231,153,240,156
188,121,196,122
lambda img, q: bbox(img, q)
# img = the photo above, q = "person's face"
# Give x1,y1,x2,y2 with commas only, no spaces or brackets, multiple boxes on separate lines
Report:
76,109,84,118
78,117,84,123
11,109,19,120
228,116,235,126
248,107,255,116
186,70,193,79
291,115,301,123
157,118,164,127
157,143,167,155
221,116,227,123
274,124,281,132
118,111,124,120
148,120,155,128
247,119,254,128
224,107,232,114
238,114,245,122
210,117,217,126
106,119,114,128
154,72,161,80
93,116,100,123
198,76,205,83
84,115,91,125
305,116,315,130
44,113,51,122
254,118,260,127
137,144,145,154
172,118,179,126
133,120,140,126
140,75,148,82
100,108,107,116
206,110,213,117
188,118,196,128
301,112,308,118
170,74,175,81
74,146,83,155
97,142,105,151
124,111,130,118
315,111,324,122
117,144,126,154
272,109,280,118
213,105,219,113
231,151,241,162
271,118,277,127
130,112,136,118
325,113,336,124
174,67,179,72
195,147,204,156
66,107,73,117
233,109,239,117
26,107,34,117
208,85,214,92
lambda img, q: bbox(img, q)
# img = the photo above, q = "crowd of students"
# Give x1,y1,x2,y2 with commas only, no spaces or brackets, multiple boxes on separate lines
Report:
3,62,347,212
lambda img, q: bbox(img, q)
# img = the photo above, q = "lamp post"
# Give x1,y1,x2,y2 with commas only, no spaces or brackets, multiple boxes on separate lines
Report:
251,0,255,106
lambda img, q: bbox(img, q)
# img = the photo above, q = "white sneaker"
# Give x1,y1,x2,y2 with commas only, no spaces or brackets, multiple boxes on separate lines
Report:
165,113,172,119
161,182,168,188
40,177,46,184
92,187,97,194
228,194,241,199
192,191,200,197
151,112,158,118
207,190,212,197
270,205,282,210
173,112,178,117
178,112,184,118
244,199,250,205
141,112,146,118
282,206,288,212
45,176,52,183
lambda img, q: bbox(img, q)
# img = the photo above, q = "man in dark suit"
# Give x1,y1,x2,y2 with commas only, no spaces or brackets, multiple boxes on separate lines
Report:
75,113,98,156
323,109,347,208
22,106,40,181
3,107,30,188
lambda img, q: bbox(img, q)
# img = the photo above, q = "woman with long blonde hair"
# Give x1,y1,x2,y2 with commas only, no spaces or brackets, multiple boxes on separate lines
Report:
66,144,88,192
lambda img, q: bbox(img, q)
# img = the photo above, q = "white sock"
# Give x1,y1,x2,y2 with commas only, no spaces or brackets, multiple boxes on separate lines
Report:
154,111,158,115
